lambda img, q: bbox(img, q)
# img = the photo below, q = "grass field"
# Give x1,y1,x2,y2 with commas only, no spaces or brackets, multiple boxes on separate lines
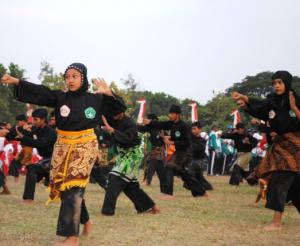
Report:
0,175,300,246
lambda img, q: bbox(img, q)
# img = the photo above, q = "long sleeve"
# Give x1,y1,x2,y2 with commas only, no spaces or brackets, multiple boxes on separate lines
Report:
148,120,173,130
209,134,218,150
137,125,151,133
249,135,258,149
21,132,56,150
15,80,58,108
113,118,140,149
101,93,127,117
20,127,57,157
245,97,270,121
221,132,236,140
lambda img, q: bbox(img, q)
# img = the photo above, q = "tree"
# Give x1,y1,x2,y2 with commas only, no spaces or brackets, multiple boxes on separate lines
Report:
0,63,27,123
39,61,65,90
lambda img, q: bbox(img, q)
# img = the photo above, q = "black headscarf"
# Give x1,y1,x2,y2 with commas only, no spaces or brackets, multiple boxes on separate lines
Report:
268,70,300,110
64,63,89,94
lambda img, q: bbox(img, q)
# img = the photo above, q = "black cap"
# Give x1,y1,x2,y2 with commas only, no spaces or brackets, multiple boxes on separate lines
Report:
191,122,202,128
16,114,27,122
236,122,245,129
169,104,181,114
32,108,48,120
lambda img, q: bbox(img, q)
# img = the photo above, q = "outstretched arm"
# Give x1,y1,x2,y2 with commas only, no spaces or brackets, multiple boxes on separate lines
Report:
1,74,58,107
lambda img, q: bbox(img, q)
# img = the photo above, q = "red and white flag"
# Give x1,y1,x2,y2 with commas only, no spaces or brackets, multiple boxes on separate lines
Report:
231,110,241,128
189,102,198,123
26,104,33,123
136,98,146,124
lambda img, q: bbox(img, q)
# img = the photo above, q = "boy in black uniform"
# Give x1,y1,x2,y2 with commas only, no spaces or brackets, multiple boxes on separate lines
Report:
189,122,213,192
8,114,28,182
144,105,207,198
16,108,57,204
17,108,56,204
101,106,160,216
221,123,258,186
138,113,166,187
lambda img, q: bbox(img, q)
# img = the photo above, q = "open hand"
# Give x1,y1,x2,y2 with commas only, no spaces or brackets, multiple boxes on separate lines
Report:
92,78,113,96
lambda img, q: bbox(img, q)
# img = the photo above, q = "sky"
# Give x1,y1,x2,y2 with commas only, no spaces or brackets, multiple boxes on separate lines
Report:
1,0,300,103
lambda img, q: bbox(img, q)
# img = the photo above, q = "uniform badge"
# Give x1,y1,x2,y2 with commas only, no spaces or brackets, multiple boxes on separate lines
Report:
175,131,181,137
85,107,96,119
269,110,276,119
60,105,71,117
289,110,296,118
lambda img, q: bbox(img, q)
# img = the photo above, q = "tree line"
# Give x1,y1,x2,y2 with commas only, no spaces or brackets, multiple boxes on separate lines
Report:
1,62,299,132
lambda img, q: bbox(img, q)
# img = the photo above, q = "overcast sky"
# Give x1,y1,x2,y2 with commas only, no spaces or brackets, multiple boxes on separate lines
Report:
1,0,299,103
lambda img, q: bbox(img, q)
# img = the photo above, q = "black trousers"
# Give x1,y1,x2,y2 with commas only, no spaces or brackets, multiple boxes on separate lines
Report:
189,159,213,191
162,166,207,196
101,174,155,215
229,165,250,186
161,152,208,197
23,163,49,200
90,164,113,190
0,169,5,188
9,159,21,178
266,171,300,213
146,158,165,186
57,187,90,237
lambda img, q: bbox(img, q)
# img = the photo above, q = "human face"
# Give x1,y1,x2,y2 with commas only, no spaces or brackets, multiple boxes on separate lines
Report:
65,68,82,92
236,128,245,135
49,117,56,126
272,79,286,95
168,113,179,122
191,126,201,136
17,120,27,127
32,117,45,128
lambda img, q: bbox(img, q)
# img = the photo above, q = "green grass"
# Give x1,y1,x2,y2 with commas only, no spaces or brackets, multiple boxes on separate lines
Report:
0,175,300,246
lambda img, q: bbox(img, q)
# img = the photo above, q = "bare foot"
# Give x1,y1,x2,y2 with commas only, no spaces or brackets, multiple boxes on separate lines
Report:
53,236,79,246
263,222,282,232
81,220,93,238
147,205,161,214
0,189,11,195
253,202,259,208
194,192,209,199
23,199,34,205
157,194,174,200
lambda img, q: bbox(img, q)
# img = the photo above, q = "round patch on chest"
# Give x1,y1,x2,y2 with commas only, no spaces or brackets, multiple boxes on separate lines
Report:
175,131,181,138
289,110,296,118
85,107,96,119
269,110,276,119
60,105,71,117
